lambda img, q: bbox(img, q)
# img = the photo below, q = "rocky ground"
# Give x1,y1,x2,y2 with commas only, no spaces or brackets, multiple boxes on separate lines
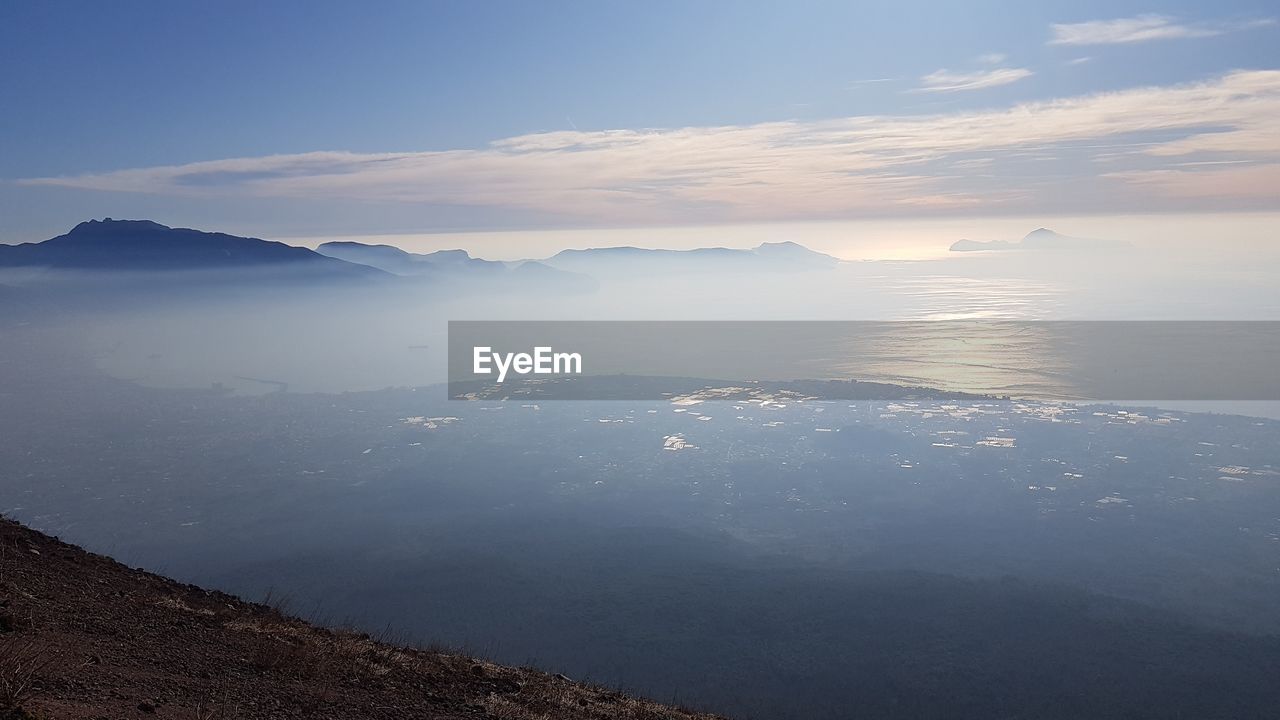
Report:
0,518,722,720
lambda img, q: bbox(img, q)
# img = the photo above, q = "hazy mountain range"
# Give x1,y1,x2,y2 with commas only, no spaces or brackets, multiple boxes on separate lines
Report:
950,227,1130,252
0,220,1132,293
315,238,597,291
538,241,841,275
0,220,844,293
316,240,510,276
0,219,385,281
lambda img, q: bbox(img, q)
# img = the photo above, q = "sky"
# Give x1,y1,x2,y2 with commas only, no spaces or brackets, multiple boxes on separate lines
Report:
2,0,1278,247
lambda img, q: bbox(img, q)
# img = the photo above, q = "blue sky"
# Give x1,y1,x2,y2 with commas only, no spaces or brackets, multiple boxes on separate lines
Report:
2,0,1278,242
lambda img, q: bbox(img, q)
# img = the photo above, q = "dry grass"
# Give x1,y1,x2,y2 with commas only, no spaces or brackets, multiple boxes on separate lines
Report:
193,692,241,720
0,635,56,715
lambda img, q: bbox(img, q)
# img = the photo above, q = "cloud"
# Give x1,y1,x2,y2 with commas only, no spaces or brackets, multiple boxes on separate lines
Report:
847,77,895,89
1049,14,1274,46
914,67,1034,93
20,71,1280,221
1105,163,1280,203
976,53,1007,65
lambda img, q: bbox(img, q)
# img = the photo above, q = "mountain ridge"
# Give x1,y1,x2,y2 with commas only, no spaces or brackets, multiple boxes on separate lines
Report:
0,219,387,281
950,227,1130,252
542,240,840,274
316,241,508,276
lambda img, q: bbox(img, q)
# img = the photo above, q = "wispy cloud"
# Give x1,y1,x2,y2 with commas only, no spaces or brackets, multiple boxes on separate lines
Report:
848,77,895,87
975,53,1007,65
1105,163,1280,203
914,67,1034,93
20,71,1280,221
1049,14,1274,46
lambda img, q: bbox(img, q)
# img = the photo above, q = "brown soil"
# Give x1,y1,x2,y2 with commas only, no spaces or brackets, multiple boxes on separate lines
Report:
0,519,723,720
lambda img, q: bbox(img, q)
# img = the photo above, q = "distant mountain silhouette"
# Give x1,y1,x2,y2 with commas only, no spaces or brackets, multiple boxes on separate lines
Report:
313,241,426,274
0,219,387,281
950,238,1016,251
950,228,1129,252
543,241,840,274
316,240,596,293
2,223,834,294
317,241,507,276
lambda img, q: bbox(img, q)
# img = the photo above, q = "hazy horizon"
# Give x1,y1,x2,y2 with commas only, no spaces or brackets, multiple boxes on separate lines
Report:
8,211,1280,266
279,212,1280,262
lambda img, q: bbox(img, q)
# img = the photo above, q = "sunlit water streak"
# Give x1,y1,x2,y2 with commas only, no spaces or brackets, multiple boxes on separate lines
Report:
863,274,1066,321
